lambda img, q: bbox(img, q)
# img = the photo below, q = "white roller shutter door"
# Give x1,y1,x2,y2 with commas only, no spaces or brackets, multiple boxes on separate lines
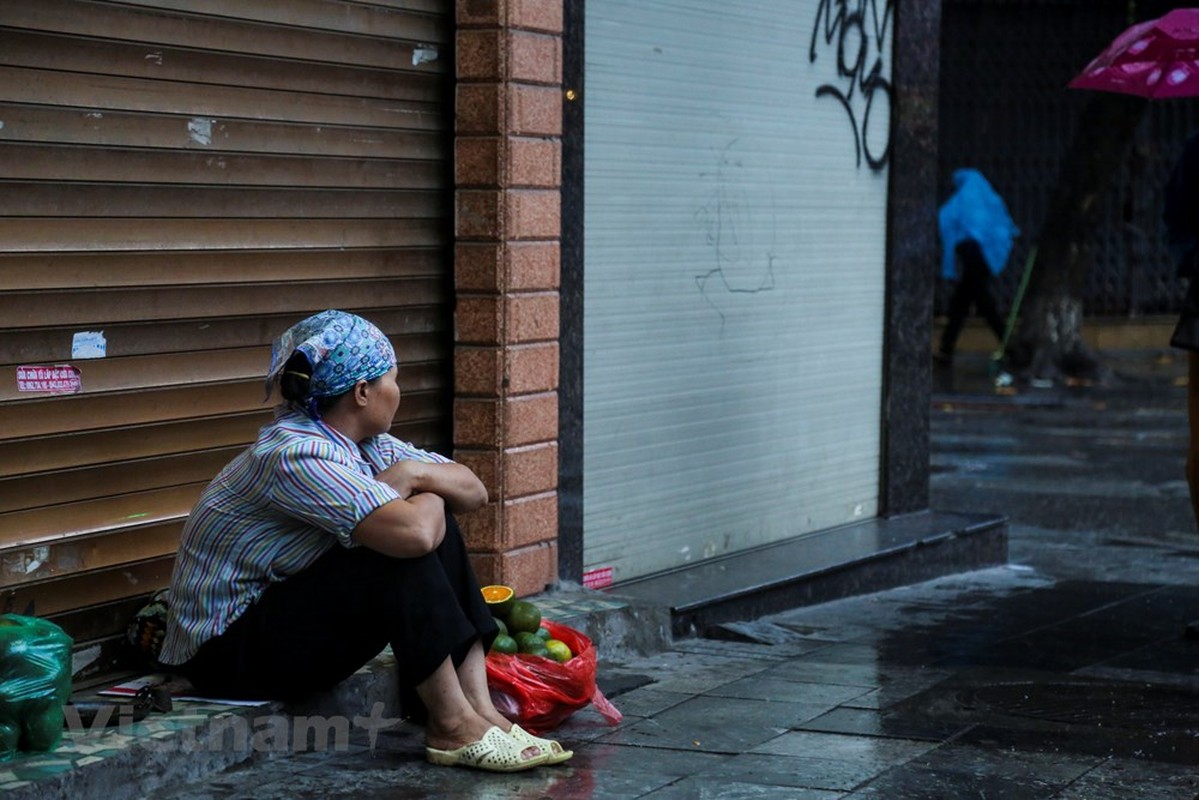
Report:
584,0,892,582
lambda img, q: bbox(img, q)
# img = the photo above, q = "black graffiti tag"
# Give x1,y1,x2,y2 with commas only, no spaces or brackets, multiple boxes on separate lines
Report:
809,0,894,172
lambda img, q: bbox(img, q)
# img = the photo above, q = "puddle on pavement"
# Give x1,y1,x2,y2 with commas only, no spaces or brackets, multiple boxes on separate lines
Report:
849,580,1199,765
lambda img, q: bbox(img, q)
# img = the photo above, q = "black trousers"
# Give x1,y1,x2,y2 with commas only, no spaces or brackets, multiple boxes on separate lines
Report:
940,239,1007,356
179,514,498,720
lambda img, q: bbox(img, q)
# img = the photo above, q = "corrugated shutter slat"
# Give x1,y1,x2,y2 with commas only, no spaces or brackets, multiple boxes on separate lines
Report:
0,0,453,651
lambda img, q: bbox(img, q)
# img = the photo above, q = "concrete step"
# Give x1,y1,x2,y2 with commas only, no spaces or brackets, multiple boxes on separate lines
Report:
609,510,1009,639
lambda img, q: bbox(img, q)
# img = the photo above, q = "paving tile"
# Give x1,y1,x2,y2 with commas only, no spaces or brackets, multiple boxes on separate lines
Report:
673,636,828,661
838,688,885,710
1055,757,1199,799
607,651,774,696
600,695,806,754
788,642,892,665
771,620,883,643
911,742,1102,784
551,704,633,743
953,723,1199,765
1088,634,1199,677
949,629,1165,673
528,764,681,800
693,752,879,792
562,743,728,797
845,763,1070,800
568,740,727,772
835,670,955,711
750,730,937,767
643,778,846,799
707,675,873,709
592,685,691,719
793,706,971,742
762,659,886,688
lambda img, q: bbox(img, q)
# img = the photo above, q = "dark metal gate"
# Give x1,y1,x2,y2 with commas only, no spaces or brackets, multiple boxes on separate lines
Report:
939,0,1199,318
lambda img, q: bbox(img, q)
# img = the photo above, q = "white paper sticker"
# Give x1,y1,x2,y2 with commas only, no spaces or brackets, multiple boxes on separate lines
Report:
72,331,107,359
188,117,214,146
17,365,82,394
413,47,439,66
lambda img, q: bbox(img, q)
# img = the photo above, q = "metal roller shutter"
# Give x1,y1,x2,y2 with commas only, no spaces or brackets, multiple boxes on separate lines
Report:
0,0,453,670
584,0,891,582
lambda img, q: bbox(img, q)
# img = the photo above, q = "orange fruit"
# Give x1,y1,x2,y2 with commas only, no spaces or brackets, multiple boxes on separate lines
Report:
481,585,515,618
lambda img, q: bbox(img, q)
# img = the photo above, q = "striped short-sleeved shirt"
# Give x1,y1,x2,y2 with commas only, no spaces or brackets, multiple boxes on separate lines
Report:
158,408,450,666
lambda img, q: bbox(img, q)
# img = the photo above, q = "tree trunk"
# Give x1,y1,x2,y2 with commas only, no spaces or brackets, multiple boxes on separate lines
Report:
1008,0,1180,382
1009,92,1147,381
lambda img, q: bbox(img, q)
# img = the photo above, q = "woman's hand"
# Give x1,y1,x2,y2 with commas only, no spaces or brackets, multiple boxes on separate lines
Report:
376,460,488,514
375,460,424,499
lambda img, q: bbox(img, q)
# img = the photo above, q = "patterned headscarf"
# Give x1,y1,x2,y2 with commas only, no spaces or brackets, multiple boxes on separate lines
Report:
938,168,1020,280
264,310,396,408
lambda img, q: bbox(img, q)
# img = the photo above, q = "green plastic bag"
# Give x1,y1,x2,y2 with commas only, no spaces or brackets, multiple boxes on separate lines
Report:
0,615,73,759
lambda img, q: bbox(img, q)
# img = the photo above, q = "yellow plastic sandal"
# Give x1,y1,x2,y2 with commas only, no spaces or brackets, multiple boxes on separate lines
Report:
508,724,574,765
426,726,548,772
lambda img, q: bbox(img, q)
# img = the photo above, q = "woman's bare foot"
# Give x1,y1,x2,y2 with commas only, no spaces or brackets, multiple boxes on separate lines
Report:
425,710,540,761
418,651,540,760
479,708,516,733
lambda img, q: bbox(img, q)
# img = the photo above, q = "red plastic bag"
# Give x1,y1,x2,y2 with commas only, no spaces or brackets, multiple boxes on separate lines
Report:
485,619,623,734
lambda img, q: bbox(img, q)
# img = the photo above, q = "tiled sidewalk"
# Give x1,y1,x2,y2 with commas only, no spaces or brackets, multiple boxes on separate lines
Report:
0,589,641,800
149,564,1199,798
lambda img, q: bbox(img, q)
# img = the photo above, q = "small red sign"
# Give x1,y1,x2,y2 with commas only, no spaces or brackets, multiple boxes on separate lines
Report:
582,566,614,590
17,365,82,395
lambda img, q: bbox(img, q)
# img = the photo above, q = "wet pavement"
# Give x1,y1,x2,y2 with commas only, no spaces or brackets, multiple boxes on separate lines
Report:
152,349,1199,799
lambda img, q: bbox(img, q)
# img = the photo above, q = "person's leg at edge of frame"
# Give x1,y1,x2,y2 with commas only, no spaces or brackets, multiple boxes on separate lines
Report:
1188,351,1199,530
1185,352,1199,640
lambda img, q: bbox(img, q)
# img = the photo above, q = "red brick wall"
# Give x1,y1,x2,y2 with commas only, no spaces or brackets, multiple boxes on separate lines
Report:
453,0,563,596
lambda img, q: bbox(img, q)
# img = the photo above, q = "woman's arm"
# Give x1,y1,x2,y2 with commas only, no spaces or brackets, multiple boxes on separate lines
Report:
352,492,447,556
375,460,488,514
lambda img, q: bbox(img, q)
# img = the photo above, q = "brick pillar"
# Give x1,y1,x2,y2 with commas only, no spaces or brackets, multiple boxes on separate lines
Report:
454,0,563,596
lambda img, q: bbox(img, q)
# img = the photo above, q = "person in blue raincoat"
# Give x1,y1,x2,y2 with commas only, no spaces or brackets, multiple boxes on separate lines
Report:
935,169,1021,364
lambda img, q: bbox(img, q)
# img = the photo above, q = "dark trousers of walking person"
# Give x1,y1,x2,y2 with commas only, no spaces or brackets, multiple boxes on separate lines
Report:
939,239,1007,360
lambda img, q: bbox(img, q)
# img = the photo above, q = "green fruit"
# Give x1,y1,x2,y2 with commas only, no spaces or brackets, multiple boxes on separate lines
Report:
514,631,541,650
506,600,542,634
490,634,518,655
534,626,552,641
544,639,573,662
521,642,551,659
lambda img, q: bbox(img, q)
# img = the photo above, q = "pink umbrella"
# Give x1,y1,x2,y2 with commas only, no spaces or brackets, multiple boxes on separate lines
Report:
1069,8,1199,99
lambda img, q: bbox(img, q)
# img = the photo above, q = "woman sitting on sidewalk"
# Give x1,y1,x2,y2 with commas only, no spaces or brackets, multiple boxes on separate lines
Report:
158,309,570,772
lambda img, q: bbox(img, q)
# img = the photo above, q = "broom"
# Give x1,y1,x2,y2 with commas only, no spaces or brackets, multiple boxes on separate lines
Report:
990,244,1037,382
